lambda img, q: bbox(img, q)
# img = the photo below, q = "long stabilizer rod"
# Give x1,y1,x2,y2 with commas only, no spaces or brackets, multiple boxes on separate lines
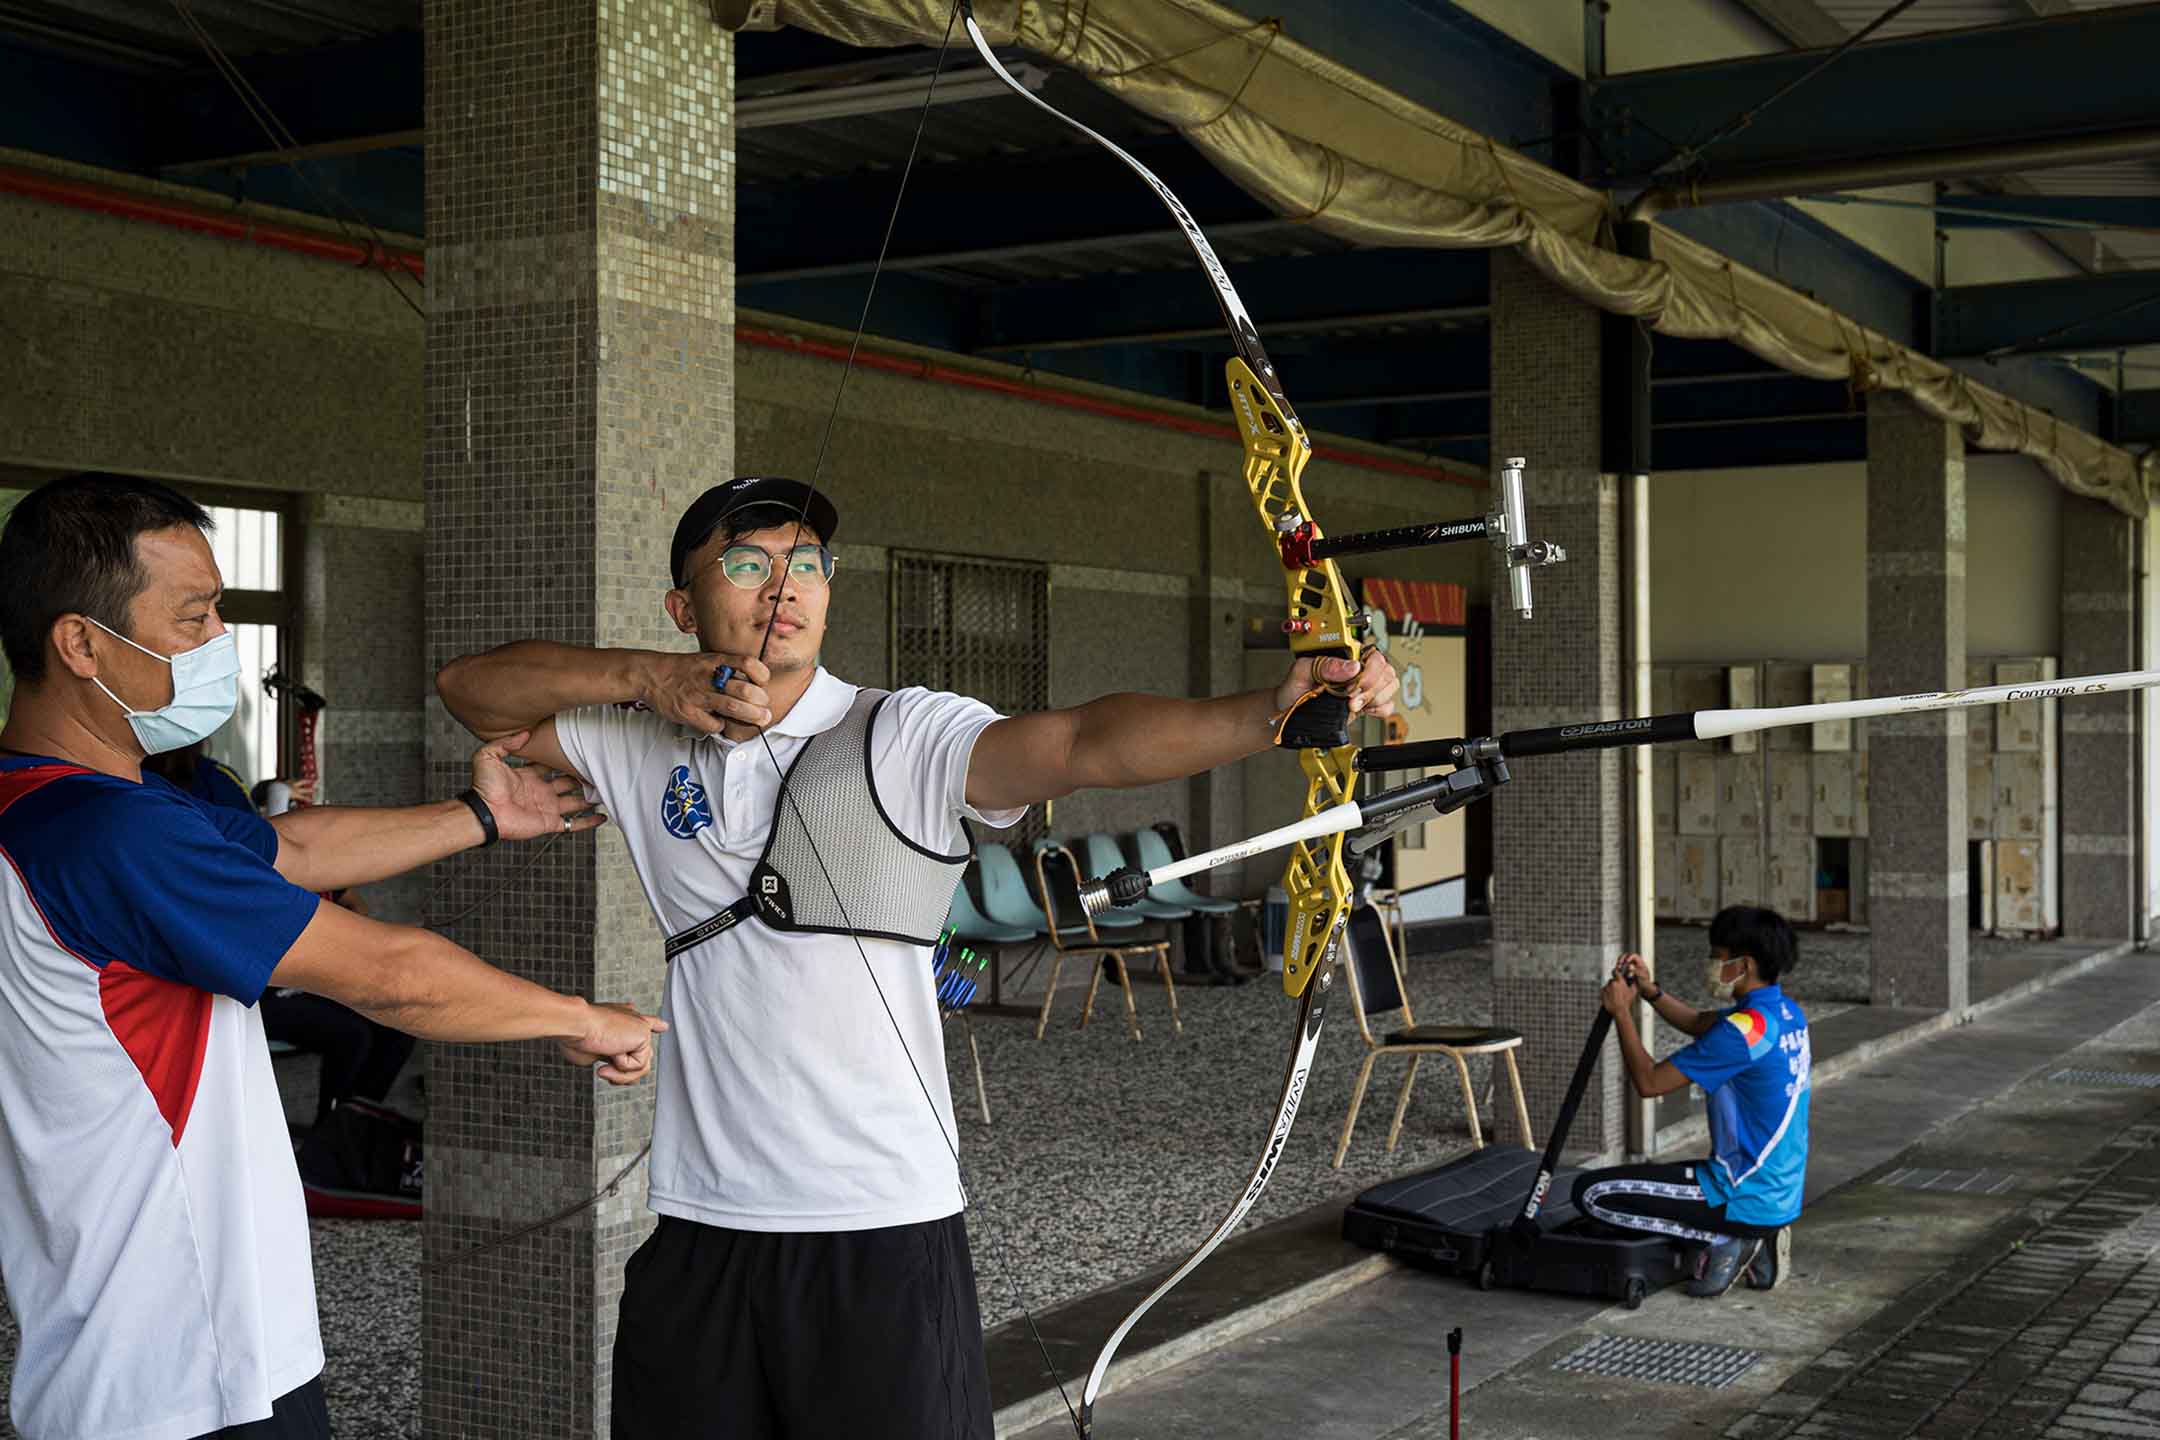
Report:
1361,667,2160,772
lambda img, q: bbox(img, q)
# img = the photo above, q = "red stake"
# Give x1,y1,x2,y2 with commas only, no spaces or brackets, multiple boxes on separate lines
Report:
1448,1326,1463,1439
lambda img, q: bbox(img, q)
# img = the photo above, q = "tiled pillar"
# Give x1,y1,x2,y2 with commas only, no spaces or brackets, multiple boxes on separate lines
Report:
421,3,730,1436
1488,251,1625,1153
1865,393,1968,1012
2061,496,2137,939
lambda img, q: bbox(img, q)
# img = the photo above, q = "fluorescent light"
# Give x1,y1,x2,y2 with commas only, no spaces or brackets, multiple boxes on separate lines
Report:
737,64,1046,129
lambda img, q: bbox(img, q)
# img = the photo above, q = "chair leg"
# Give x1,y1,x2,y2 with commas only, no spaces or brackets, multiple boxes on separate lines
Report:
963,1013,990,1125
1080,955,1104,1032
1333,1051,1380,1169
1156,947,1183,1036
1446,1050,1482,1149
1114,954,1143,1041
1035,955,1066,1042
1503,1048,1534,1149
1385,1055,1424,1154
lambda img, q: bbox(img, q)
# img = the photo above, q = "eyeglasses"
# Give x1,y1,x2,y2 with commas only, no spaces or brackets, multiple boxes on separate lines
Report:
700,543,836,590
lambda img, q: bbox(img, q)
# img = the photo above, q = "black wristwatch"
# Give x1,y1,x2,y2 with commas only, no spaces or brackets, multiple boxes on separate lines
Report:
1642,981,1664,1003
458,787,500,847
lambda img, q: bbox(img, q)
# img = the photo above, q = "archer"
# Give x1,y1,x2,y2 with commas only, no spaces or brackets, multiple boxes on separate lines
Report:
435,476,1398,1438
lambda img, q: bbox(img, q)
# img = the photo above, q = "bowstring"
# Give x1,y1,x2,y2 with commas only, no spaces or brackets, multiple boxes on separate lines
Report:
737,3,1082,1432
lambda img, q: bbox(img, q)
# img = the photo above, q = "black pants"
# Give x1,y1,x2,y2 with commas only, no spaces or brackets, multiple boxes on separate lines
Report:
193,1376,331,1439
262,991,415,1128
613,1213,992,1439
1571,1160,1787,1246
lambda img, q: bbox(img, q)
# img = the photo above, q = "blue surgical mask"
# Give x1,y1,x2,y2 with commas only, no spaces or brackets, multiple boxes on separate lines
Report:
86,619,240,756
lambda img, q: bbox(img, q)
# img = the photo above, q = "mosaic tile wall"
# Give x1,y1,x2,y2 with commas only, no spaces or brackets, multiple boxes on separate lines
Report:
1865,393,1969,1012
0,160,421,497
422,1,729,1434
1486,251,1626,1150
2060,495,2137,940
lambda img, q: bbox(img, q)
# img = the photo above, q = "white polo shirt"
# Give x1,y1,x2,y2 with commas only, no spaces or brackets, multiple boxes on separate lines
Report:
0,758,323,1440
554,668,1022,1232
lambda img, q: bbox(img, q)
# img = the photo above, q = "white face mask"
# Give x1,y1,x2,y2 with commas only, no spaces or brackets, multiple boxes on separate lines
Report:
1705,954,1744,1002
86,618,240,756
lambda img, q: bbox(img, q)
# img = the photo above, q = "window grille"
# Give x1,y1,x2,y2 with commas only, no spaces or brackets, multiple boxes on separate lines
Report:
891,551,1050,850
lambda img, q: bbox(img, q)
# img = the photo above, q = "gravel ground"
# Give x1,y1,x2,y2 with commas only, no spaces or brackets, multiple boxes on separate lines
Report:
0,922,2051,1437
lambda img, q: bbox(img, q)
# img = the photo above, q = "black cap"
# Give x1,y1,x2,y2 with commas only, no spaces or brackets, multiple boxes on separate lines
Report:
670,477,840,587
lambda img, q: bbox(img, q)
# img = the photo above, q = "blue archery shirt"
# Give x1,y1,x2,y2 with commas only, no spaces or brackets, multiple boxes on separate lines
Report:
1671,983,1811,1226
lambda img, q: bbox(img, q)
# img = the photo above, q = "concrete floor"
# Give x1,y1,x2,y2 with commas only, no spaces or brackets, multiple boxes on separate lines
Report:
1010,949,2160,1440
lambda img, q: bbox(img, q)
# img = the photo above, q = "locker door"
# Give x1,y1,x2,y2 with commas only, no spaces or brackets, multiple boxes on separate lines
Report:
1677,754,1719,836
1996,841,2043,932
1653,751,1677,835
1768,754,1812,836
1996,752,2046,840
1810,664,1853,752
1720,836,1764,909
1655,835,1679,919
1995,661,2044,752
1718,753,1764,836
1677,839,1719,919
1966,661,1994,758
1764,664,1811,751
1728,665,1762,753
1767,836,1816,922
1813,753,1855,838
1968,753,1995,841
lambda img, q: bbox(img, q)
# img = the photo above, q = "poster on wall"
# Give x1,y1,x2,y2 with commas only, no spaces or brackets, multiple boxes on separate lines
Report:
1359,578,1468,903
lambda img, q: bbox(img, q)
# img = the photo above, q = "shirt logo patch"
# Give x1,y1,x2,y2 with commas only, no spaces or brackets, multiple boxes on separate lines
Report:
1725,1008,1774,1059
660,765,713,839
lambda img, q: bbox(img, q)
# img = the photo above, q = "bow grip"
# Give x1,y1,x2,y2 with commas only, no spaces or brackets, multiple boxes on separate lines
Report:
1277,686,1352,750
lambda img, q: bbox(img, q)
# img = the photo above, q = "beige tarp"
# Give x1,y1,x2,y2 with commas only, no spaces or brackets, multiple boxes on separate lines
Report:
740,0,2152,516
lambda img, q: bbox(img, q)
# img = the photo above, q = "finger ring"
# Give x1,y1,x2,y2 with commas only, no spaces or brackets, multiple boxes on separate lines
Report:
562,815,574,831
712,664,736,693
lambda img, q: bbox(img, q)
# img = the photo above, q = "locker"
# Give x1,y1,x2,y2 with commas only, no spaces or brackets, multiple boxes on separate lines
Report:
1655,835,1679,918
1810,664,1852,752
1767,836,1815,923
1727,665,1761,753
1768,754,1812,837
1717,753,1764,837
1995,661,2044,752
1996,840,2043,933
1720,836,1764,909
1675,839,1719,919
1996,752,2046,840
1812,753,1855,837
1673,666,1723,748
1966,661,1994,758
1677,754,1719,836
1968,753,1995,841
1853,752,1870,839
1764,664,1811,750
1652,751,1677,835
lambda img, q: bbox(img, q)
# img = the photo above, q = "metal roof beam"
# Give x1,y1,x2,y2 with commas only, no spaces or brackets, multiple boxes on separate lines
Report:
1590,6,2160,182
1937,270,2160,359
971,249,1489,355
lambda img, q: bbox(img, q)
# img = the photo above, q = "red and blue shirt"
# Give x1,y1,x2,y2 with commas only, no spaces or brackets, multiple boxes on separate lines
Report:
1671,983,1811,1226
0,755,322,1439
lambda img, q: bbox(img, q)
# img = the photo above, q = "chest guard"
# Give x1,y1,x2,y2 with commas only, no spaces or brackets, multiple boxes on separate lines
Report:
663,688,972,959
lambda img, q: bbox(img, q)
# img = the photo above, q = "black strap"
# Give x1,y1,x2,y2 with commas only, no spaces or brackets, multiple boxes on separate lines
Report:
457,787,499,847
664,897,758,961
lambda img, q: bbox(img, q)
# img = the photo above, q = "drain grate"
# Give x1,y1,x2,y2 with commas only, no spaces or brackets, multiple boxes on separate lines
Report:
1874,1167,2020,1195
2049,1069,2160,1089
1552,1335,1762,1389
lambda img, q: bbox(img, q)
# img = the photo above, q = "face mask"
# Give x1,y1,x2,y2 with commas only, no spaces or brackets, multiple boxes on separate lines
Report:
86,619,240,756
1705,955,1743,1002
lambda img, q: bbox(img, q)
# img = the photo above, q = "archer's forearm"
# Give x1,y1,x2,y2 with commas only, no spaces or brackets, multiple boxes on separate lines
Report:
273,800,485,891
437,640,656,738
1650,989,1709,1035
1064,688,1280,792
1612,1009,1658,1096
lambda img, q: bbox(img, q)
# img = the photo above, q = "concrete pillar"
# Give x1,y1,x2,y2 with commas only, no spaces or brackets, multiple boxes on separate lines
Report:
2060,496,2137,939
421,2,730,1435
1865,393,1968,1012
1488,251,1625,1152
